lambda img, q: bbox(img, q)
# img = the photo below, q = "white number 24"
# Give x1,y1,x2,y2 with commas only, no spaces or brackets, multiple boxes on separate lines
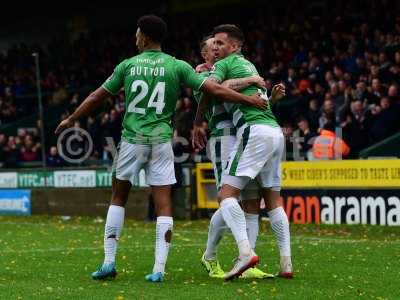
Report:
127,80,165,114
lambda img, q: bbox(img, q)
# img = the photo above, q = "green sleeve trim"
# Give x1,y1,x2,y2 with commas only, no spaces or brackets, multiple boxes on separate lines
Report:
101,84,119,95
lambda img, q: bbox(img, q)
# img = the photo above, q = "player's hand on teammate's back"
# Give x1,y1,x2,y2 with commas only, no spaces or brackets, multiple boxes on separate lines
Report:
192,125,208,150
248,93,268,110
271,83,286,101
55,117,74,134
250,75,266,88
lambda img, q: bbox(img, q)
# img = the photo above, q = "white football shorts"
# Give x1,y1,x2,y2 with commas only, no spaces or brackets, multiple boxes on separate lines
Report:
208,135,261,200
221,124,284,191
112,140,176,186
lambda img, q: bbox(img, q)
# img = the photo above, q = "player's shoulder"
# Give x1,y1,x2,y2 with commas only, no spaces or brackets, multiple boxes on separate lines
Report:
112,57,129,68
125,51,174,62
115,56,137,70
214,55,230,65
172,57,191,67
232,53,251,64
170,58,197,75
213,54,235,70
151,52,190,68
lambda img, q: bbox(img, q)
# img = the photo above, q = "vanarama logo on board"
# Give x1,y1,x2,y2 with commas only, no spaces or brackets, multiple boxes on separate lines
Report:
280,191,400,226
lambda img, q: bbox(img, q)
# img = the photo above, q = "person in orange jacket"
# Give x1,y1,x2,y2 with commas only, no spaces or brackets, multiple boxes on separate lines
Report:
312,122,350,159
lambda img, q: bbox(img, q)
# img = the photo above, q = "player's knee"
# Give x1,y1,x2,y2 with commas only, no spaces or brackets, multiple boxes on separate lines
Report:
217,186,229,202
218,185,240,204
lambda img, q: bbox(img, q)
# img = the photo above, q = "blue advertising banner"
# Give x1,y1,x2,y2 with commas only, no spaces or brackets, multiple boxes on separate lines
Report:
0,190,31,216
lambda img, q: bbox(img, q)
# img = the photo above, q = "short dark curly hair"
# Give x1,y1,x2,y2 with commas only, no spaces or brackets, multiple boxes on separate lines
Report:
137,15,167,43
212,24,244,46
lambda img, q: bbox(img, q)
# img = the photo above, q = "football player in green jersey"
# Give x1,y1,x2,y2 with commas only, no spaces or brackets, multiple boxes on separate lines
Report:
194,36,274,279
194,25,292,280
55,16,267,283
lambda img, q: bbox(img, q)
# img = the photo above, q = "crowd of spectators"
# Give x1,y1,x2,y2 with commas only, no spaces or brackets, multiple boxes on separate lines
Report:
1,1,400,167
0,128,42,167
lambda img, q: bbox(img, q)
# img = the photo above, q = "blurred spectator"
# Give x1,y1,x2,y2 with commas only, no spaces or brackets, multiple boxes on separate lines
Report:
282,123,294,160
369,78,384,105
284,68,297,92
50,83,69,106
354,81,373,104
47,146,64,167
330,82,345,110
388,84,398,101
341,100,369,158
20,134,41,162
4,136,21,167
307,99,321,132
312,122,350,160
366,97,400,144
296,117,317,155
313,83,326,104
319,99,336,129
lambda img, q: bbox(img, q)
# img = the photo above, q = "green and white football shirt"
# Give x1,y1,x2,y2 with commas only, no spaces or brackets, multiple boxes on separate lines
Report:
193,71,235,137
210,53,279,128
103,49,205,144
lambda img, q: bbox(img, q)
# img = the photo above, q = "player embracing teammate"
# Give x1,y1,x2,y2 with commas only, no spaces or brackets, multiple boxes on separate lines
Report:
193,24,293,280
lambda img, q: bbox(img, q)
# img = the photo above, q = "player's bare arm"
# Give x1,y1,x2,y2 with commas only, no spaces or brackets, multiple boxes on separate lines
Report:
55,87,110,134
201,78,267,110
192,76,268,149
222,75,266,91
192,94,210,149
192,124,208,150
195,74,259,124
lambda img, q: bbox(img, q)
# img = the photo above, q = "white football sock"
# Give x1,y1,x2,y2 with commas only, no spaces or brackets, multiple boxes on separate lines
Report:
104,205,125,264
280,255,293,273
268,206,291,257
220,197,251,257
153,216,173,274
205,208,228,260
245,213,259,250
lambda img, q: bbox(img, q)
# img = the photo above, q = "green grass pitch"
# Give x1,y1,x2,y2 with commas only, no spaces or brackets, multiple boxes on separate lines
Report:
0,216,399,299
